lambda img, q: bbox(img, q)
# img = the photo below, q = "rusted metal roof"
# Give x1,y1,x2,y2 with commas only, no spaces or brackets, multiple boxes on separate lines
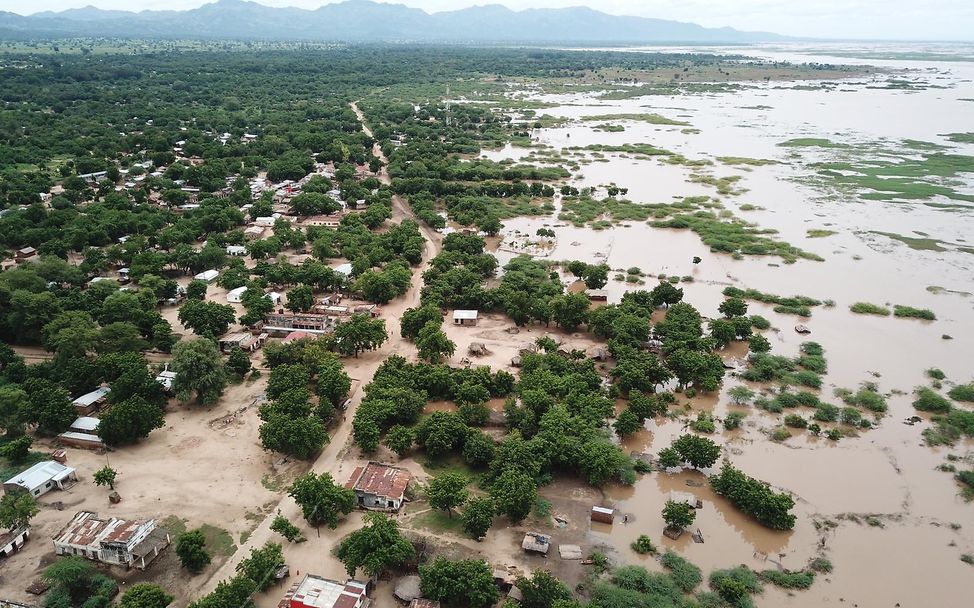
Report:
345,462,410,499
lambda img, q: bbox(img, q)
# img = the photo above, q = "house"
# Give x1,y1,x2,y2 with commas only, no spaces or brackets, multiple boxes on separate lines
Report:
333,263,353,278
299,215,341,229
15,247,37,261
521,532,551,555
345,462,411,511
227,286,248,303
155,369,176,393
0,526,29,558
254,216,277,227
244,226,265,240
218,332,266,353
117,268,131,284
353,304,379,318
590,506,615,524
72,386,110,415
265,312,335,334
587,289,609,302
226,245,247,256
452,310,479,326
194,269,219,283
58,419,105,450
267,291,283,306
3,461,78,498
281,331,313,345
278,574,368,608
52,511,170,570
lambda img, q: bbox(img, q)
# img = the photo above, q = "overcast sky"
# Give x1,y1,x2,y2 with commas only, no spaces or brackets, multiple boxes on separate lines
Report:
7,0,974,40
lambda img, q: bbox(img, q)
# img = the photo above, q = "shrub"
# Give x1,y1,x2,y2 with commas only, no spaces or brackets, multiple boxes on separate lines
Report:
913,387,952,413
893,305,935,320
826,429,842,441
690,412,716,433
749,315,771,330
813,403,839,422
808,557,833,573
630,535,656,554
660,551,702,592
783,414,807,429
770,427,791,442
723,411,746,430
850,302,890,316
926,368,946,381
759,569,814,589
709,566,762,605
947,383,974,402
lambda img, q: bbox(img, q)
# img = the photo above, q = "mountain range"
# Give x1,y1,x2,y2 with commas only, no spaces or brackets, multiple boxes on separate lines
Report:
0,0,785,44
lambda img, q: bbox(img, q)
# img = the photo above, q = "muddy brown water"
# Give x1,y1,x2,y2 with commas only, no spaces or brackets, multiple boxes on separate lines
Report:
477,43,974,606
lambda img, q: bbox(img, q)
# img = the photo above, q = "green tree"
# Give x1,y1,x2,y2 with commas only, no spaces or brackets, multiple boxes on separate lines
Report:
93,466,118,490
662,500,696,531
727,385,755,405
0,385,30,436
287,471,355,529
672,434,721,469
226,347,252,378
98,397,164,446
235,542,284,592
0,436,32,463
176,529,211,573
95,322,149,354
172,338,228,405
315,357,351,407
401,305,443,340
613,408,642,437
718,298,748,318
518,570,573,608
709,318,737,348
24,379,75,435
658,447,682,469
336,513,415,577
186,279,209,300
178,299,236,337
259,413,327,459
551,292,590,332
0,492,38,530
334,314,387,357
383,424,414,457
270,515,303,542
427,473,469,517
416,322,456,364
286,285,314,312
188,576,256,608
119,583,173,608
420,558,500,608
583,264,609,290
650,281,684,307
490,469,536,523
461,497,495,540
748,334,772,353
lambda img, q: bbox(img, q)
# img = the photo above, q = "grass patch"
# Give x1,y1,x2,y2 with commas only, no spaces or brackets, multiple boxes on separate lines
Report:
944,132,974,144
412,509,466,535
850,302,891,316
759,569,815,589
806,229,836,238
660,551,702,592
723,286,821,315
947,383,974,402
779,138,850,148
717,156,778,167
580,113,690,126
893,305,936,320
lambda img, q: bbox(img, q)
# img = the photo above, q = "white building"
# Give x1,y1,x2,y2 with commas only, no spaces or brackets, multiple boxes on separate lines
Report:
3,461,78,498
334,263,353,277
58,417,104,450
194,269,219,283
72,386,110,415
53,511,170,570
226,245,247,256
267,291,283,305
227,286,248,303
452,310,479,326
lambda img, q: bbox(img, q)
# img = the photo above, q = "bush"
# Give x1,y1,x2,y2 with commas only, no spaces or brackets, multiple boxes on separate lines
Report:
690,412,716,433
813,403,839,422
893,305,935,320
926,368,946,381
723,411,746,430
759,569,814,589
913,387,952,413
710,462,796,530
807,557,832,573
176,529,211,573
709,566,762,606
947,383,974,402
850,302,890,316
749,315,771,330
630,535,656,554
783,414,807,429
770,427,791,442
660,551,702,592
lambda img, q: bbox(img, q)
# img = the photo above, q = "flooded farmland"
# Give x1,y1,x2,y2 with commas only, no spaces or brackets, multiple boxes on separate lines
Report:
483,43,974,606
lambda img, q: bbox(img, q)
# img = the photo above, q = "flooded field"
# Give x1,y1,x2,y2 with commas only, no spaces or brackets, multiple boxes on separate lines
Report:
480,43,974,606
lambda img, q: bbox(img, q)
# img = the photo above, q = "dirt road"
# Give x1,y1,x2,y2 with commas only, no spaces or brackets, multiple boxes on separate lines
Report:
195,101,442,600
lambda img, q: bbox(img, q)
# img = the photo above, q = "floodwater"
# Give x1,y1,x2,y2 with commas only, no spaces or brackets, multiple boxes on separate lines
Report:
484,43,974,605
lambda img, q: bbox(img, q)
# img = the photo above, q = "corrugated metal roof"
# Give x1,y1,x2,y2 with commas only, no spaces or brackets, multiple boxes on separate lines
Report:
4,461,76,492
345,462,410,499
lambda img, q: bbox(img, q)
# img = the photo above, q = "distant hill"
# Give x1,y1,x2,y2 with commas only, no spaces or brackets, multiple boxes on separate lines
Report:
0,0,786,44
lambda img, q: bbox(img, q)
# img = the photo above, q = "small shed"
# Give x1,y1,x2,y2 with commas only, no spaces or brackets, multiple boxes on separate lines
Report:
453,310,479,326
669,491,703,509
521,532,551,555
266,291,283,305
226,245,247,256
194,269,219,283
72,386,110,415
0,526,29,558
558,544,583,560
15,246,37,260
156,370,176,393
587,289,609,302
590,506,615,524
334,263,353,277
219,332,251,353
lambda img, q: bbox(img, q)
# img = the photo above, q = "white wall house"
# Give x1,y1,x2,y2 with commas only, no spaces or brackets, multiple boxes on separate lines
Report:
3,461,77,498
